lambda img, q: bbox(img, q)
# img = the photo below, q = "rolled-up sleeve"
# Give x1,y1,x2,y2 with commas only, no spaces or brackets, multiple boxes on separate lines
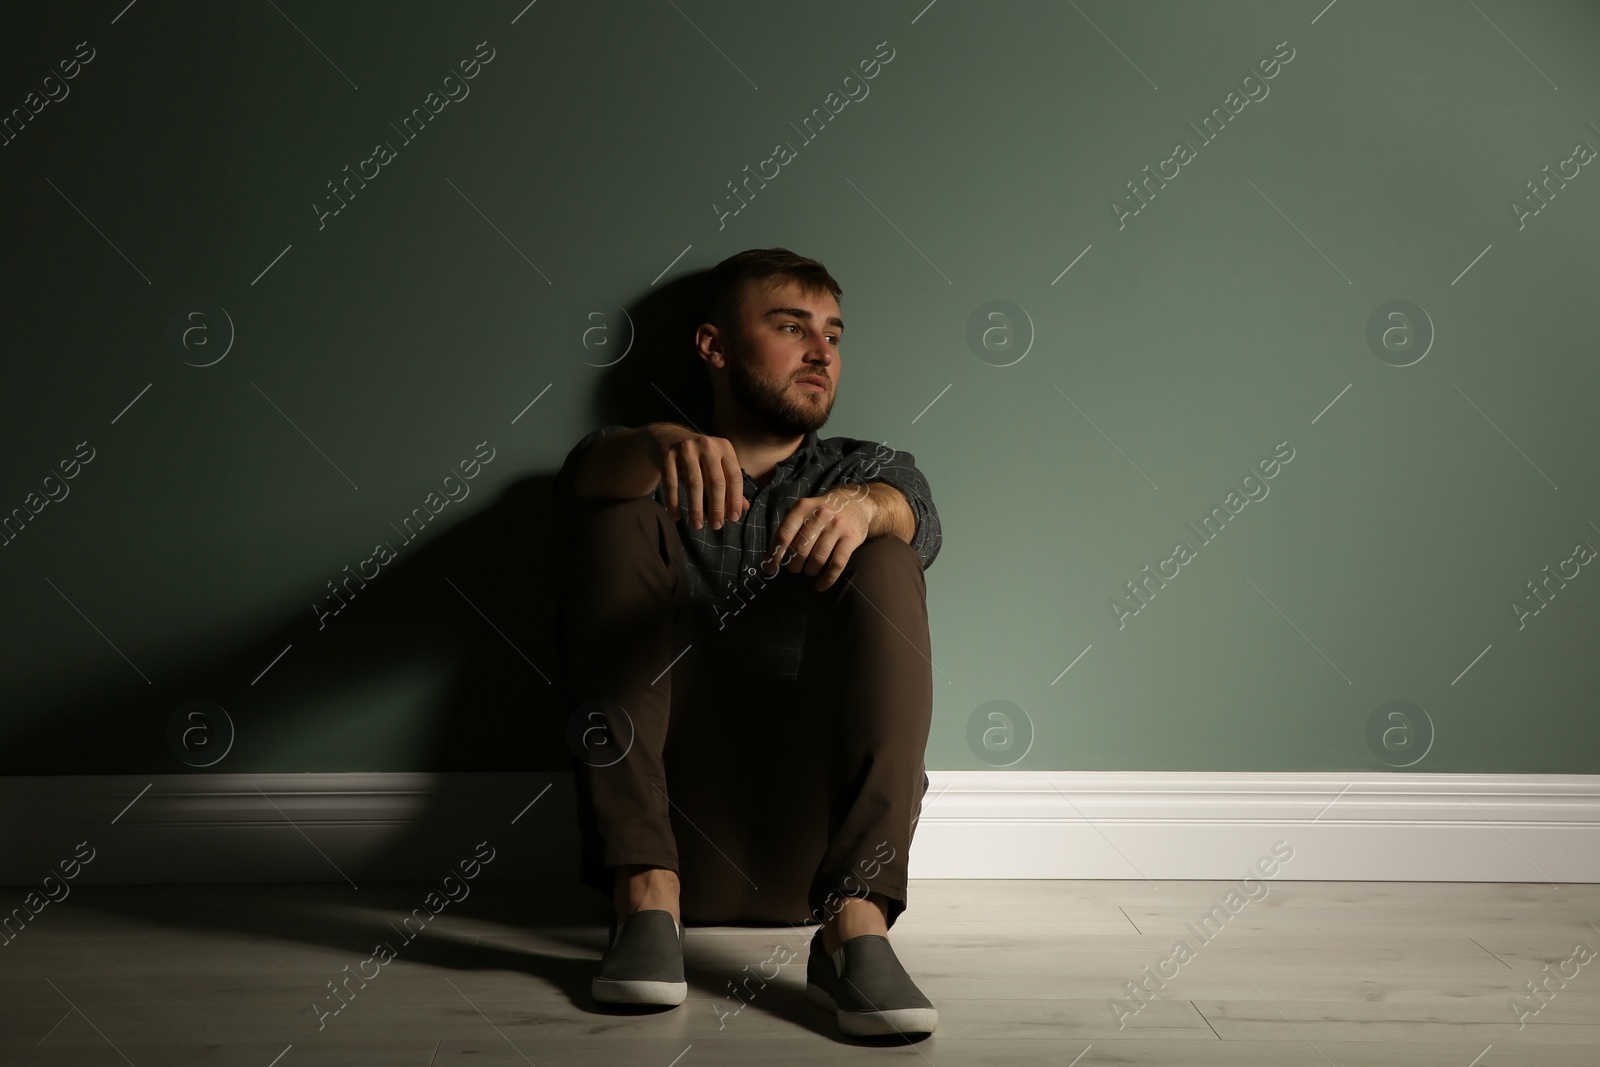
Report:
839,440,941,571
553,424,634,531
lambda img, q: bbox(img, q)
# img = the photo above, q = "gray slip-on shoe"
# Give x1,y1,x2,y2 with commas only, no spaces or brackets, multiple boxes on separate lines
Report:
591,908,686,1006
805,927,938,1037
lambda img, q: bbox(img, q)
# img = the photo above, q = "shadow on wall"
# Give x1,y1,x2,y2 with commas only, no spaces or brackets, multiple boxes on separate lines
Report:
5,272,714,777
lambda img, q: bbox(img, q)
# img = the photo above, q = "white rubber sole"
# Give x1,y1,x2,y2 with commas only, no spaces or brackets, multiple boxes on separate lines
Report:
806,981,938,1036
591,977,687,1006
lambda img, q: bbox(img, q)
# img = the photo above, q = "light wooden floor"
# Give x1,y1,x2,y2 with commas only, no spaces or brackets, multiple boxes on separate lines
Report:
2,878,1597,1064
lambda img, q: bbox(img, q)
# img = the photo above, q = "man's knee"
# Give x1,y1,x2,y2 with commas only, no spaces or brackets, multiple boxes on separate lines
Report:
843,536,924,586
571,493,666,529
568,495,675,567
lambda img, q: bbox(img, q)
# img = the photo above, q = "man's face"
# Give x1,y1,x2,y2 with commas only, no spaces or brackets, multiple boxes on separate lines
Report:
716,277,841,436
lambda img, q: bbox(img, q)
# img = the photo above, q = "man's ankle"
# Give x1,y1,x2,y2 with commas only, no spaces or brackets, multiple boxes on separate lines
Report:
612,864,681,923
821,894,890,955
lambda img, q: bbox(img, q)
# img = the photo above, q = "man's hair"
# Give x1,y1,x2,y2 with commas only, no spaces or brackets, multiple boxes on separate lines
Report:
693,247,843,338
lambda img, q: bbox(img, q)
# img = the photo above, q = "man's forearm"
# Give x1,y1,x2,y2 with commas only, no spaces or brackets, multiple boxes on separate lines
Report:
863,482,915,544
573,426,662,500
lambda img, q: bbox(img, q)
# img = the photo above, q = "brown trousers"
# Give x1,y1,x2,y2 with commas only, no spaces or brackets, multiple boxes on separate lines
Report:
556,494,932,928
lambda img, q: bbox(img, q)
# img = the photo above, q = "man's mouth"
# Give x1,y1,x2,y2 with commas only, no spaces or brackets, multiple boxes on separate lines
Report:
795,375,828,392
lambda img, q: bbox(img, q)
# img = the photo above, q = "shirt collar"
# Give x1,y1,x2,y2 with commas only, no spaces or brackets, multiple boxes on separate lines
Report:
789,428,820,465
746,429,820,491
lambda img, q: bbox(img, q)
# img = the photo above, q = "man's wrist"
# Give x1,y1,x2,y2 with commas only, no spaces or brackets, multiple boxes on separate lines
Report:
854,484,880,530
861,482,914,543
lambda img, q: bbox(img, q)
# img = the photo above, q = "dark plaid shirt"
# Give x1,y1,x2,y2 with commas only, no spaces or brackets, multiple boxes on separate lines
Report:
554,425,940,678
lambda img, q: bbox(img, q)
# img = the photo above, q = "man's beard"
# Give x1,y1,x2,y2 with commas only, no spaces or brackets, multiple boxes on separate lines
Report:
726,346,832,436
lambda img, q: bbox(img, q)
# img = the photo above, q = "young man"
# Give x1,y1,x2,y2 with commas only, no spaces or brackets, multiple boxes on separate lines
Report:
553,247,941,1037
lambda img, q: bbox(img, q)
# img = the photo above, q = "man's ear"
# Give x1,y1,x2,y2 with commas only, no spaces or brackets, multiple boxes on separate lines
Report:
695,322,727,369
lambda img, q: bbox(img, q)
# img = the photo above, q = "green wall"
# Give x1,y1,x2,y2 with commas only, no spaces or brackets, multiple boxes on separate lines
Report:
2,0,1596,775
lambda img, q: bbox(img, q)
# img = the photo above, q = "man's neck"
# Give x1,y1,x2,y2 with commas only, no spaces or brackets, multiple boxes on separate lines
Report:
711,409,804,486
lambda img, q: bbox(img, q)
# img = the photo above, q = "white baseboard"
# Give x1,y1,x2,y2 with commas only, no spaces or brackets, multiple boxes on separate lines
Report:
3,771,1597,888
913,771,1600,882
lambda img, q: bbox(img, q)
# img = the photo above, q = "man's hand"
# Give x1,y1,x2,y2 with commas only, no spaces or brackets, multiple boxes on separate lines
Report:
640,423,746,530
763,484,880,592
